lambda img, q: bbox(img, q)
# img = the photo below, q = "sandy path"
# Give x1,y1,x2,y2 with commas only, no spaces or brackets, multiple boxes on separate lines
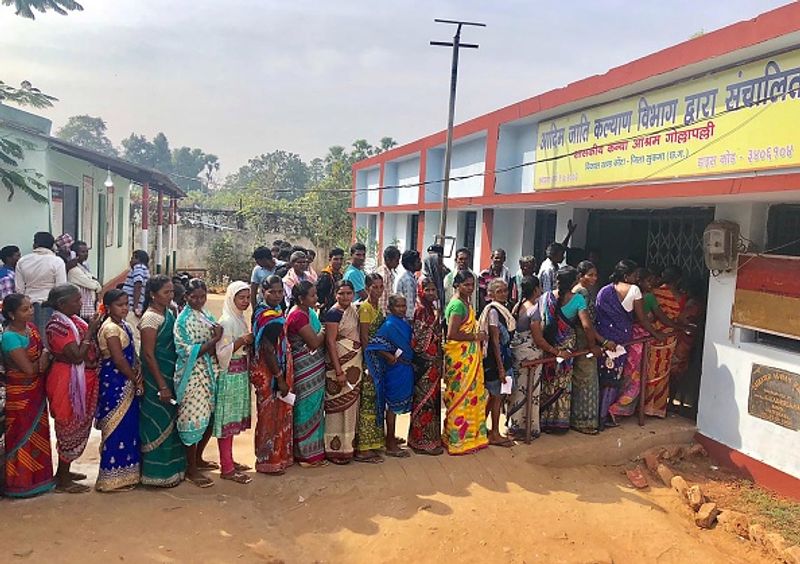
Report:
0,296,770,563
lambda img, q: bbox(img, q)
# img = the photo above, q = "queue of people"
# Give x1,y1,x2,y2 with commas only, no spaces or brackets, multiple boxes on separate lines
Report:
0,233,703,498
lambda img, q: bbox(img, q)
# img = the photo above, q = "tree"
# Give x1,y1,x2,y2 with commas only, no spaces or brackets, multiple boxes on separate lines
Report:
378,136,398,153
171,146,207,192
56,115,118,157
226,150,309,201
120,131,172,173
0,81,52,202
2,0,82,19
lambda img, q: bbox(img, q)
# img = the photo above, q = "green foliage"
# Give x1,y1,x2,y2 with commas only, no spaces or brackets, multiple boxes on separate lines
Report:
0,81,53,203
121,132,219,192
2,0,82,19
0,80,57,108
226,150,309,201
56,115,118,157
206,234,252,287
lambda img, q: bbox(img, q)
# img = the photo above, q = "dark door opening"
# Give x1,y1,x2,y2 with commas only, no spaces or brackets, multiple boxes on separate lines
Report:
586,207,714,419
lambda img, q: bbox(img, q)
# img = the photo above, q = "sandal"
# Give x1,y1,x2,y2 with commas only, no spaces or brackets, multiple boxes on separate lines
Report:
299,460,329,469
55,482,91,494
221,471,252,485
411,447,444,456
196,460,220,471
69,471,88,481
328,458,351,465
186,474,215,488
489,437,516,448
233,462,252,472
354,453,384,464
385,449,411,458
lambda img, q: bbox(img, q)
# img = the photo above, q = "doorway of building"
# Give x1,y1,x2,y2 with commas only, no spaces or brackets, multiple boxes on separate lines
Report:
586,207,714,419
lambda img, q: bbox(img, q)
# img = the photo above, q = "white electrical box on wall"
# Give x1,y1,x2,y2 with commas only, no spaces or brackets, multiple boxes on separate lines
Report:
703,220,740,272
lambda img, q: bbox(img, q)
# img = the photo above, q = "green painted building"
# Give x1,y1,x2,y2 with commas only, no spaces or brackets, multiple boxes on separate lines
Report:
0,104,183,285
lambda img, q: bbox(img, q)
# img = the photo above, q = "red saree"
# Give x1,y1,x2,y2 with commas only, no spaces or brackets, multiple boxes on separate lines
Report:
46,314,99,463
3,324,55,497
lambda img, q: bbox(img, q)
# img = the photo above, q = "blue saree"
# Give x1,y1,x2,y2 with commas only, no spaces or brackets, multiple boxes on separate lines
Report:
364,314,414,427
95,321,141,492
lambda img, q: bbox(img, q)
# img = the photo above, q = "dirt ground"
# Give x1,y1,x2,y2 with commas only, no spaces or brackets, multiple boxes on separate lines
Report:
0,295,778,563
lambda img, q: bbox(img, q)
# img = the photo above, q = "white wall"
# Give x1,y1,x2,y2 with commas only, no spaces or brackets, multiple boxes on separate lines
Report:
496,123,537,194
354,167,379,208
396,157,419,206
492,209,526,270
698,202,800,479
449,136,486,199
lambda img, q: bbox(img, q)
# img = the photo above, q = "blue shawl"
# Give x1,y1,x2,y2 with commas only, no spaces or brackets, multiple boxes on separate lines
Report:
364,314,414,426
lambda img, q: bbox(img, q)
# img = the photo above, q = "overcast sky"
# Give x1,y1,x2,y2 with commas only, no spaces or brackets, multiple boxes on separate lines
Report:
0,0,790,174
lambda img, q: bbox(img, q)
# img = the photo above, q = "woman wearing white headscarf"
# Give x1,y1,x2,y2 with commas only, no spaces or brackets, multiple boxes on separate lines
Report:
214,281,254,484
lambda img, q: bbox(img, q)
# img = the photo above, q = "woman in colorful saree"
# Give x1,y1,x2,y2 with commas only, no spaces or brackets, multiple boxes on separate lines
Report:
443,270,489,455
537,267,602,433
1,294,54,497
408,278,444,455
45,284,101,493
478,278,516,447
596,262,664,427
94,289,142,492
508,276,543,441
285,279,327,468
323,280,362,464
570,261,601,434
139,275,186,488
355,273,386,463
214,281,254,484
365,293,414,458
605,268,675,423
645,266,686,417
251,275,294,475
174,278,222,488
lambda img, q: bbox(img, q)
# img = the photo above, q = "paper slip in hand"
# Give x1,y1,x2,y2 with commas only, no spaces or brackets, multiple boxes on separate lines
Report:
500,377,513,395
556,356,565,364
605,345,627,360
279,392,296,406
394,348,403,358
347,382,354,390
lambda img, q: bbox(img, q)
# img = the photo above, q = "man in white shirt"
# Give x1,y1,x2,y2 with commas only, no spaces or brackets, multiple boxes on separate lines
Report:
16,231,67,343
67,240,102,321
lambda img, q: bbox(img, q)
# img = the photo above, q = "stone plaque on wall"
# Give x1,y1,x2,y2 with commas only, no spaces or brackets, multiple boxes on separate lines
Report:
748,364,800,431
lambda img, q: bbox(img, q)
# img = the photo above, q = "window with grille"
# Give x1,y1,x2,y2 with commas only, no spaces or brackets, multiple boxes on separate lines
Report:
408,214,419,251
463,211,477,250
766,204,800,257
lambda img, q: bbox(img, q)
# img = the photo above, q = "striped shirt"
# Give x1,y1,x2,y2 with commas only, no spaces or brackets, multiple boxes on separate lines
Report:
123,264,150,311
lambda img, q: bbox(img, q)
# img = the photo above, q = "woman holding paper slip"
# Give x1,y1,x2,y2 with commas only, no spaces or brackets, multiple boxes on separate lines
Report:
596,261,664,428
213,281,254,484
570,261,602,434
537,267,602,433
478,279,516,447
285,280,327,468
323,280,363,464
252,275,295,475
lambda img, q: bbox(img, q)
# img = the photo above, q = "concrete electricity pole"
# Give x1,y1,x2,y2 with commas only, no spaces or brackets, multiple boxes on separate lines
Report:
430,18,485,249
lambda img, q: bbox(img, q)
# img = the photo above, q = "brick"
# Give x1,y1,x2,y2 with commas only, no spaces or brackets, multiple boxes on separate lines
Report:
694,502,719,529
670,475,689,498
656,463,675,487
641,447,665,474
663,444,685,461
686,485,706,511
717,509,750,539
686,443,707,457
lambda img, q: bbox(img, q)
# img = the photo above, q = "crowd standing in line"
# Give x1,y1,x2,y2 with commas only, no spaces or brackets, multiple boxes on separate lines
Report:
0,232,703,497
